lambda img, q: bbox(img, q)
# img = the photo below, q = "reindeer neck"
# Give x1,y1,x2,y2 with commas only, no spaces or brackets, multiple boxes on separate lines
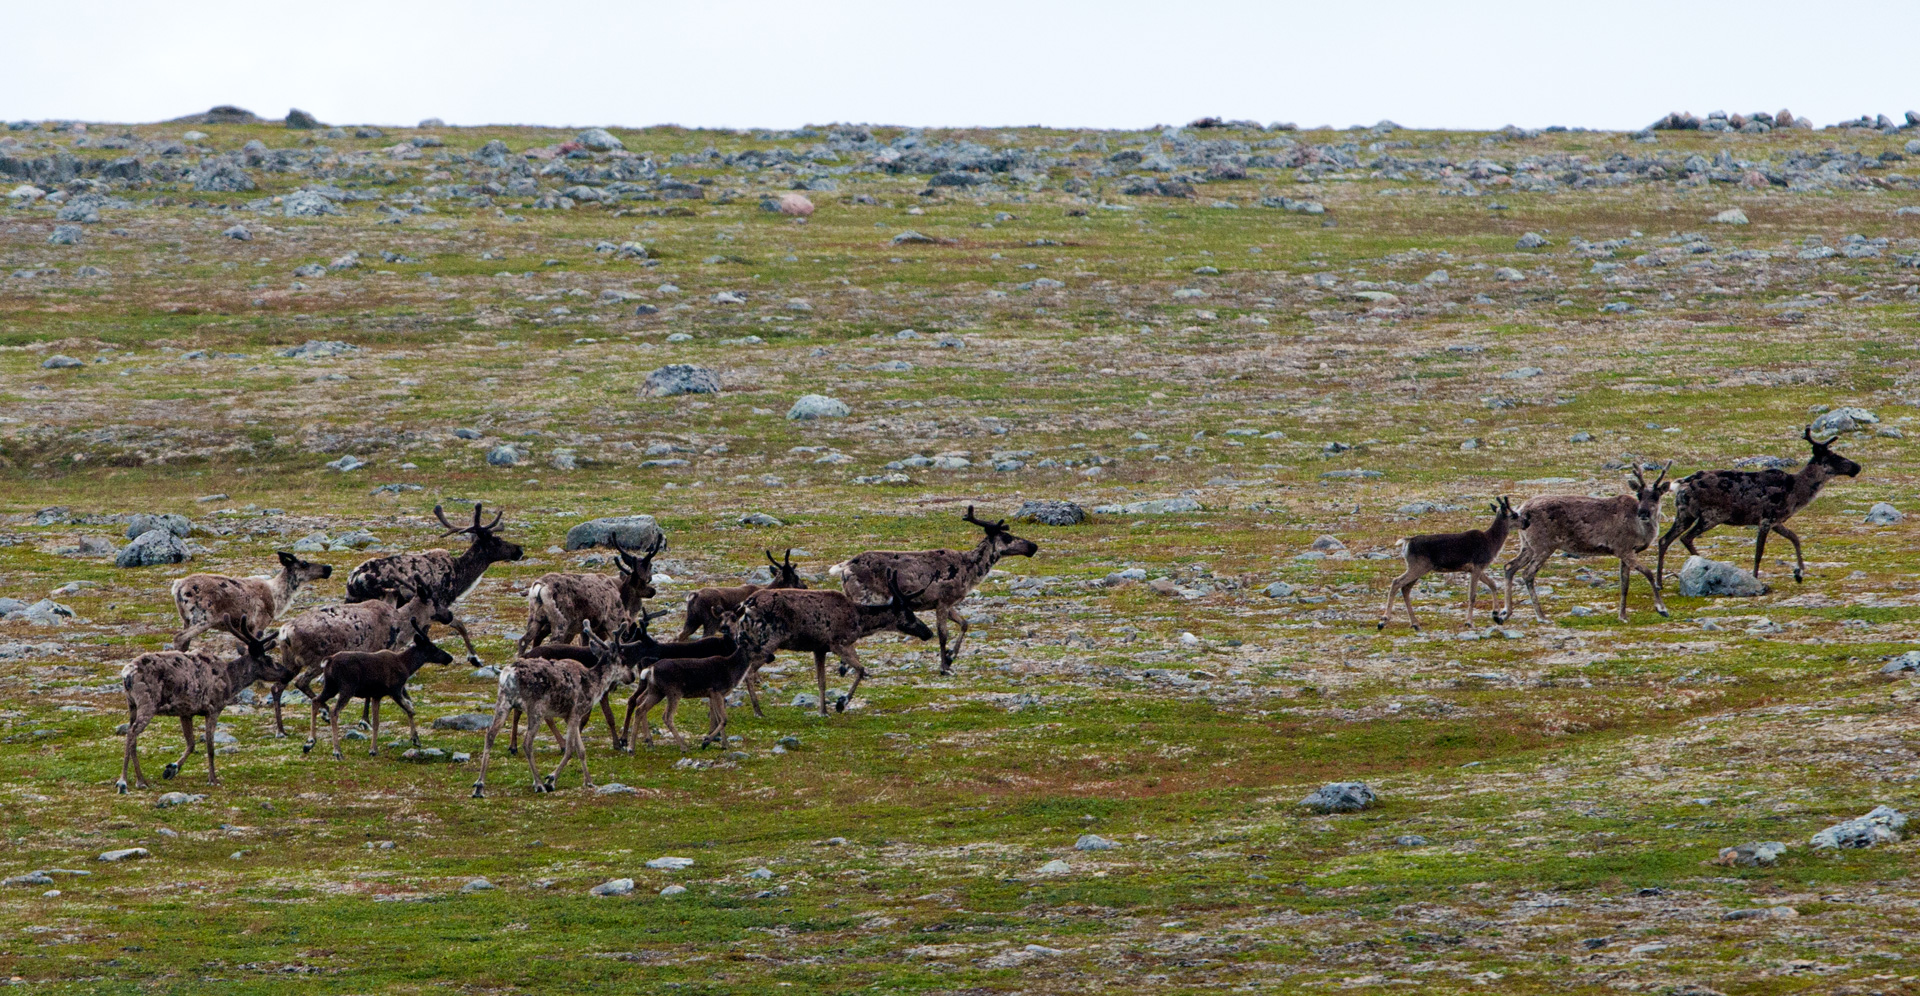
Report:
447,541,497,593
1792,461,1836,506
1486,511,1511,544
264,566,300,614
218,651,262,696
855,603,907,638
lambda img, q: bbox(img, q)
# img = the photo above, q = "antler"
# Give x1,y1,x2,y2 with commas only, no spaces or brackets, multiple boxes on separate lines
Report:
1803,425,1815,444
1651,460,1672,488
765,549,780,569
1627,462,1646,489
482,505,503,532
783,548,793,567
432,504,465,536
961,504,1006,533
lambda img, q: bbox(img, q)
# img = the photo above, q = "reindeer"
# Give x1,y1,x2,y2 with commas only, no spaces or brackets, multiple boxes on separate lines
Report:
274,586,448,741
733,580,934,715
116,628,278,792
1657,427,1861,587
1502,462,1674,623
471,624,635,797
676,549,807,640
514,608,673,755
171,552,332,651
829,506,1037,675
304,622,456,760
517,535,662,654
626,643,755,751
1379,497,1523,631
345,503,524,664
615,609,738,748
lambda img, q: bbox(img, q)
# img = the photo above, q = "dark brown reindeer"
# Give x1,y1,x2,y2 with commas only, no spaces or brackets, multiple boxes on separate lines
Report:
625,642,755,751
116,628,278,793
171,551,332,651
1378,497,1523,631
518,535,662,654
345,503,524,664
1656,427,1862,588
472,624,635,797
615,609,739,747
829,506,1037,675
733,579,934,715
1502,462,1674,623
304,622,455,760
676,549,807,640
274,585,448,740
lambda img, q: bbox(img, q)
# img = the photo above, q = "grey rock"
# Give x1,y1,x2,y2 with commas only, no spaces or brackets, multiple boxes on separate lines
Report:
460,878,495,892
1711,208,1749,225
1074,833,1117,851
47,225,83,245
645,856,694,870
577,128,624,151
279,340,357,359
791,693,820,709
1810,406,1877,435
125,513,191,539
1809,806,1906,849
1262,581,1295,598
660,884,688,896
1865,502,1903,525
642,364,721,397
40,355,83,369
222,225,252,241
190,162,256,193
400,748,448,761
1493,267,1525,281
154,791,204,808
595,783,637,795
1301,782,1377,814
787,394,849,420
1010,500,1086,526
283,190,340,217
16,599,75,626
116,529,188,568
98,848,150,862
1393,834,1430,847
890,230,937,244
590,878,635,896
740,512,783,527
1678,556,1767,597
3,872,55,887
1881,651,1920,674
1515,232,1550,249
1091,497,1201,515
486,445,521,467
325,455,365,473
431,713,494,731
284,108,322,129
564,515,662,551
1716,841,1788,867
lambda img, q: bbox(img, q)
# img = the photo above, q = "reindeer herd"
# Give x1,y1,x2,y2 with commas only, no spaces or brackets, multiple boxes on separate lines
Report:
1379,427,1862,630
115,502,1038,797
112,426,1863,797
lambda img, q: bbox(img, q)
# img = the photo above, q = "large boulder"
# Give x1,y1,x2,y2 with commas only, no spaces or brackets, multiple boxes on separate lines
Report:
1810,806,1907,849
642,364,721,398
1301,782,1376,814
1092,497,1202,515
565,515,663,552
1678,556,1768,597
125,513,191,540
189,162,256,192
1810,406,1878,435
116,528,189,568
577,128,624,151
1010,500,1087,526
285,108,323,129
787,394,849,420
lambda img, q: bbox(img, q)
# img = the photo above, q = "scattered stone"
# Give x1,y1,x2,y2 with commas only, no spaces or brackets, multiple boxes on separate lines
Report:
461,878,495,892
285,108,323,129
778,192,815,217
1678,556,1767,597
1711,208,1749,225
577,127,623,151
431,713,493,731
1493,267,1525,281
740,512,783,527
279,340,358,359
41,355,83,369
1881,651,1920,674
154,792,203,809
1038,859,1071,874
486,445,521,467
1393,835,1430,847
1865,502,1903,525
125,514,191,540
590,878,635,896
1809,806,1906,849
3,872,54,887
325,455,366,472
223,225,251,241
1263,581,1295,598
1074,834,1117,851
1515,232,1550,249
787,394,849,420
645,856,694,870
1092,497,1201,515
565,515,663,551
1714,841,1788,867
98,848,150,862
642,364,722,397
1010,500,1086,526
1300,782,1376,814
1810,406,1878,435
595,783,637,796
47,225,83,245
891,230,936,244
116,529,188,568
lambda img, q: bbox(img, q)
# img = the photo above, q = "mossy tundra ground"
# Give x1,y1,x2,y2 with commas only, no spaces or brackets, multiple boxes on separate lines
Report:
0,116,1917,994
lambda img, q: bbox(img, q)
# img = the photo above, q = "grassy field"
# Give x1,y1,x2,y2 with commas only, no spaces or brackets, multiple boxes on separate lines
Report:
1,116,1917,994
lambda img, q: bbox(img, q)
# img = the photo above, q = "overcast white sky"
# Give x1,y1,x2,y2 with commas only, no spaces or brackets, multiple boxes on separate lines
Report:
7,1,1916,132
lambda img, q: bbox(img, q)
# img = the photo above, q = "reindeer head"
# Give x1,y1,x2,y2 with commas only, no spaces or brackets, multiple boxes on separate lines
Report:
276,551,333,583
409,621,455,666
614,534,664,602
1803,426,1862,479
765,549,807,590
1627,462,1673,524
434,502,525,565
235,626,278,666
962,505,1039,559
882,577,936,640
1489,496,1522,527
393,583,454,627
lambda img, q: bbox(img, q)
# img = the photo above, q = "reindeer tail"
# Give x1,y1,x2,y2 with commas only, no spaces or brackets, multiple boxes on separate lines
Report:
827,562,848,579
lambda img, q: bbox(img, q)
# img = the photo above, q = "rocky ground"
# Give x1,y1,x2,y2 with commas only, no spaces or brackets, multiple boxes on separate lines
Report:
0,107,1918,994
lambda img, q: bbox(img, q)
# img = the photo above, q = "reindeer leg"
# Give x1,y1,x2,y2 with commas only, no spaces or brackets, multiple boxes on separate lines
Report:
1379,571,1410,630
814,651,830,716
663,694,689,750
395,690,419,748
524,704,549,793
446,613,483,667
472,698,512,798
1772,523,1806,583
1462,570,1477,629
1633,558,1669,617
835,646,867,714
203,710,222,786
745,664,765,719
571,712,594,790
599,693,622,750
173,619,214,653
1616,558,1632,622
1656,513,1690,590
1501,552,1521,622
368,697,383,757
1521,552,1549,623
946,605,972,672
932,610,953,675
165,716,196,780
545,712,577,790
120,710,151,793
328,690,346,761
702,691,728,748
508,705,522,756
269,681,289,739
634,689,662,747
1482,567,1509,624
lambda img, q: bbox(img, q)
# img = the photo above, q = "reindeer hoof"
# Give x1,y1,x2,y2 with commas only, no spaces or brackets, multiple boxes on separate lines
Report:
532,782,549,795
471,785,485,799
1657,608,1670,618
301,741,315,755
1793,570,1803,584
835,695,849,713
162,763,178,780
543,775,556,791
1375,621,1385,632
837,664,849,677
333,752,344,761
467,655,482,667
116,782,128,795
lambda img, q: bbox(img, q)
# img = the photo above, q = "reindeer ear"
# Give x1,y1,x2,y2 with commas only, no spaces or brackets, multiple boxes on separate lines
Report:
277,551,297,567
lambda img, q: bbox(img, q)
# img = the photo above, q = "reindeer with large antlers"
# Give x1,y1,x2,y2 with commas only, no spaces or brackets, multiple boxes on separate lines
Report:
829,506,1037,675
1657,427,1861,588
1502,462,1674,623
345,503,524,665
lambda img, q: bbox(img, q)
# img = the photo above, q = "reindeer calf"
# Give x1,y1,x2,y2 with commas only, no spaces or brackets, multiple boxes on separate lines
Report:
472,625,634,797
304,622,455,760
626,644,755,751
733,583,934,715
677,549,806,640
1379,497,1521,631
